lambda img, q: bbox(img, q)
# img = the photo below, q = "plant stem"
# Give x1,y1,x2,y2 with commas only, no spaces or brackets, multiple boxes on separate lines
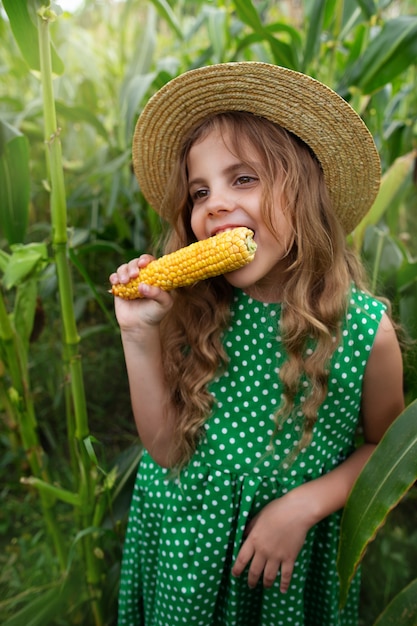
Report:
0,293,44,476
371,228,387,294
0,291,67,569
37,9,104,624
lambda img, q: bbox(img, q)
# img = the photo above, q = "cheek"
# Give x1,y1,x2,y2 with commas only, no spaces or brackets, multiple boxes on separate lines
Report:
190,210,203,240
190,209,197,229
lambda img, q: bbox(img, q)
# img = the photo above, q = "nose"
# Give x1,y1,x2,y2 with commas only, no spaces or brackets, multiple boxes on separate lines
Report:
205,189,237,216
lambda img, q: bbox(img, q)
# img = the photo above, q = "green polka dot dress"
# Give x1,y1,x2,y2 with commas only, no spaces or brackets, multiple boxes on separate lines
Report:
118,286,386,626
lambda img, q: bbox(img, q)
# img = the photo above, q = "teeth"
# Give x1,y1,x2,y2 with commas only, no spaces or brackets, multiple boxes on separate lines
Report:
215,227,240,235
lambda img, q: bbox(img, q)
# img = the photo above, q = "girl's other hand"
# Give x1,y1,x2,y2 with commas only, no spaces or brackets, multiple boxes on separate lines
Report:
231,492,312,593
109,255,173,331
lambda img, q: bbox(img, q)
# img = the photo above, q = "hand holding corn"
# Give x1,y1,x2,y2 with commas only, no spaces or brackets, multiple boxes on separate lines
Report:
111,227,256,300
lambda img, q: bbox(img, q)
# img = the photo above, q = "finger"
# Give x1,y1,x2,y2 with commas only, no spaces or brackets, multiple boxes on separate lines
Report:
110,255,155,286
138,283,173,310
247,553,267,589
109,263,131,284
138,283,161,299
243,517,256,538
231,542,254,578
279,560,295,594
137,254,155,268
263,560,280,589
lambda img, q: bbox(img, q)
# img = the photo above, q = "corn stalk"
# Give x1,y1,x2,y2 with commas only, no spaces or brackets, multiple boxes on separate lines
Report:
0,289,67,570
35,6,104,624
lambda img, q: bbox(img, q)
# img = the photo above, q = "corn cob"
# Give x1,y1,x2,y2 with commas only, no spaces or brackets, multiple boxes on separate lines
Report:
111,227,256,300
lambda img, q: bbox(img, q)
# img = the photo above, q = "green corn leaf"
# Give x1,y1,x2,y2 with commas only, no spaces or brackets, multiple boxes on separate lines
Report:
0,120,30,245
342,23,367,67
339,16,417,96
0,250,10,273
322,0,338,30
266,34,299,70
55,101,109,140
21,476,81,506
398,259,417,292
373,578,417,626
83,435,100,465
352,151,415,251
302,0,327,71
399,284,417,343
234,0,264,31
355,0,376,20
68,246,118,330
337,399,417,607
206,6,228,64
14,277,38,356
2,0,64,74
148,0,183,40
122,73,156,145
266,22,302,52
2,243,48,290
233,0,298,68
2,585,68,626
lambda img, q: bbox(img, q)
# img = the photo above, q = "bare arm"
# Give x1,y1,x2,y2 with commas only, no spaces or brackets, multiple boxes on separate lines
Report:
110,256,176,467
232,312,404,591
292,312,404,521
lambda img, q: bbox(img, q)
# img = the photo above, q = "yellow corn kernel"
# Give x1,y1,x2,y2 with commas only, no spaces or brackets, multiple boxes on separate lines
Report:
111,227,256,300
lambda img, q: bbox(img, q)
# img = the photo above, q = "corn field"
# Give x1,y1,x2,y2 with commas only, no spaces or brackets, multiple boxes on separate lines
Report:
0,1,416,625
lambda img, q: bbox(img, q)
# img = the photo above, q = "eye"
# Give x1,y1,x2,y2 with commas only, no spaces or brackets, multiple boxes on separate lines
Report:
191,188,209,201
235,175,258,185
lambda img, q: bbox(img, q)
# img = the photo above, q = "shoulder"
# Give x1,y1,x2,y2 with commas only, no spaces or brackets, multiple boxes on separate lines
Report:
365,311,402,380
361,310,404,443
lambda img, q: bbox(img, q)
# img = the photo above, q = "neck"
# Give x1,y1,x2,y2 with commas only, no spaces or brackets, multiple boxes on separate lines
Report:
243,282,284,303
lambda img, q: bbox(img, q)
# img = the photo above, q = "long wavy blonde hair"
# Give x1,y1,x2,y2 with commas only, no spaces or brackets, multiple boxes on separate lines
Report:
156,111,368,468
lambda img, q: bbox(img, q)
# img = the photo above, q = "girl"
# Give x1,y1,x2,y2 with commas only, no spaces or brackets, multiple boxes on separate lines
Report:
110,63,404,626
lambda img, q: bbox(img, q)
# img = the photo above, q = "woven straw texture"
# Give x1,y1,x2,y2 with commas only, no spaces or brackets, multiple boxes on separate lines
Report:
132,62,380,234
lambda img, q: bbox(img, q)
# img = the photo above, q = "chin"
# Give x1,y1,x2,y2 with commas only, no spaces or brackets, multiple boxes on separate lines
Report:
224,270,254,290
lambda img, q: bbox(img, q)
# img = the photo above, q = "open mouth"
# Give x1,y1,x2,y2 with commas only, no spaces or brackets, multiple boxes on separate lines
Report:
212,225,255,238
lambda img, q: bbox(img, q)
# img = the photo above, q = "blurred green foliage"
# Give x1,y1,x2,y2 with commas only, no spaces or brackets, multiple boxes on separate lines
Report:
0,1,416,624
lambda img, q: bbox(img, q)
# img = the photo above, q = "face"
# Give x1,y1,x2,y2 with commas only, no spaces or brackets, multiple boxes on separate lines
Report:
187,127,293,302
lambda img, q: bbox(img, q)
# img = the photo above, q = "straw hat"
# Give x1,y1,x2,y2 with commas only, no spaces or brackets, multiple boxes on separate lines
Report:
132,62,380,234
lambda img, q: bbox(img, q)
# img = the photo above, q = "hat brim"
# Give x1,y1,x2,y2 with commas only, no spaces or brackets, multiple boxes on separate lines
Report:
132,62,380,234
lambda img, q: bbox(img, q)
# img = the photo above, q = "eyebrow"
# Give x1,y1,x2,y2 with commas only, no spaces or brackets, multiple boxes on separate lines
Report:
188,161,259,188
